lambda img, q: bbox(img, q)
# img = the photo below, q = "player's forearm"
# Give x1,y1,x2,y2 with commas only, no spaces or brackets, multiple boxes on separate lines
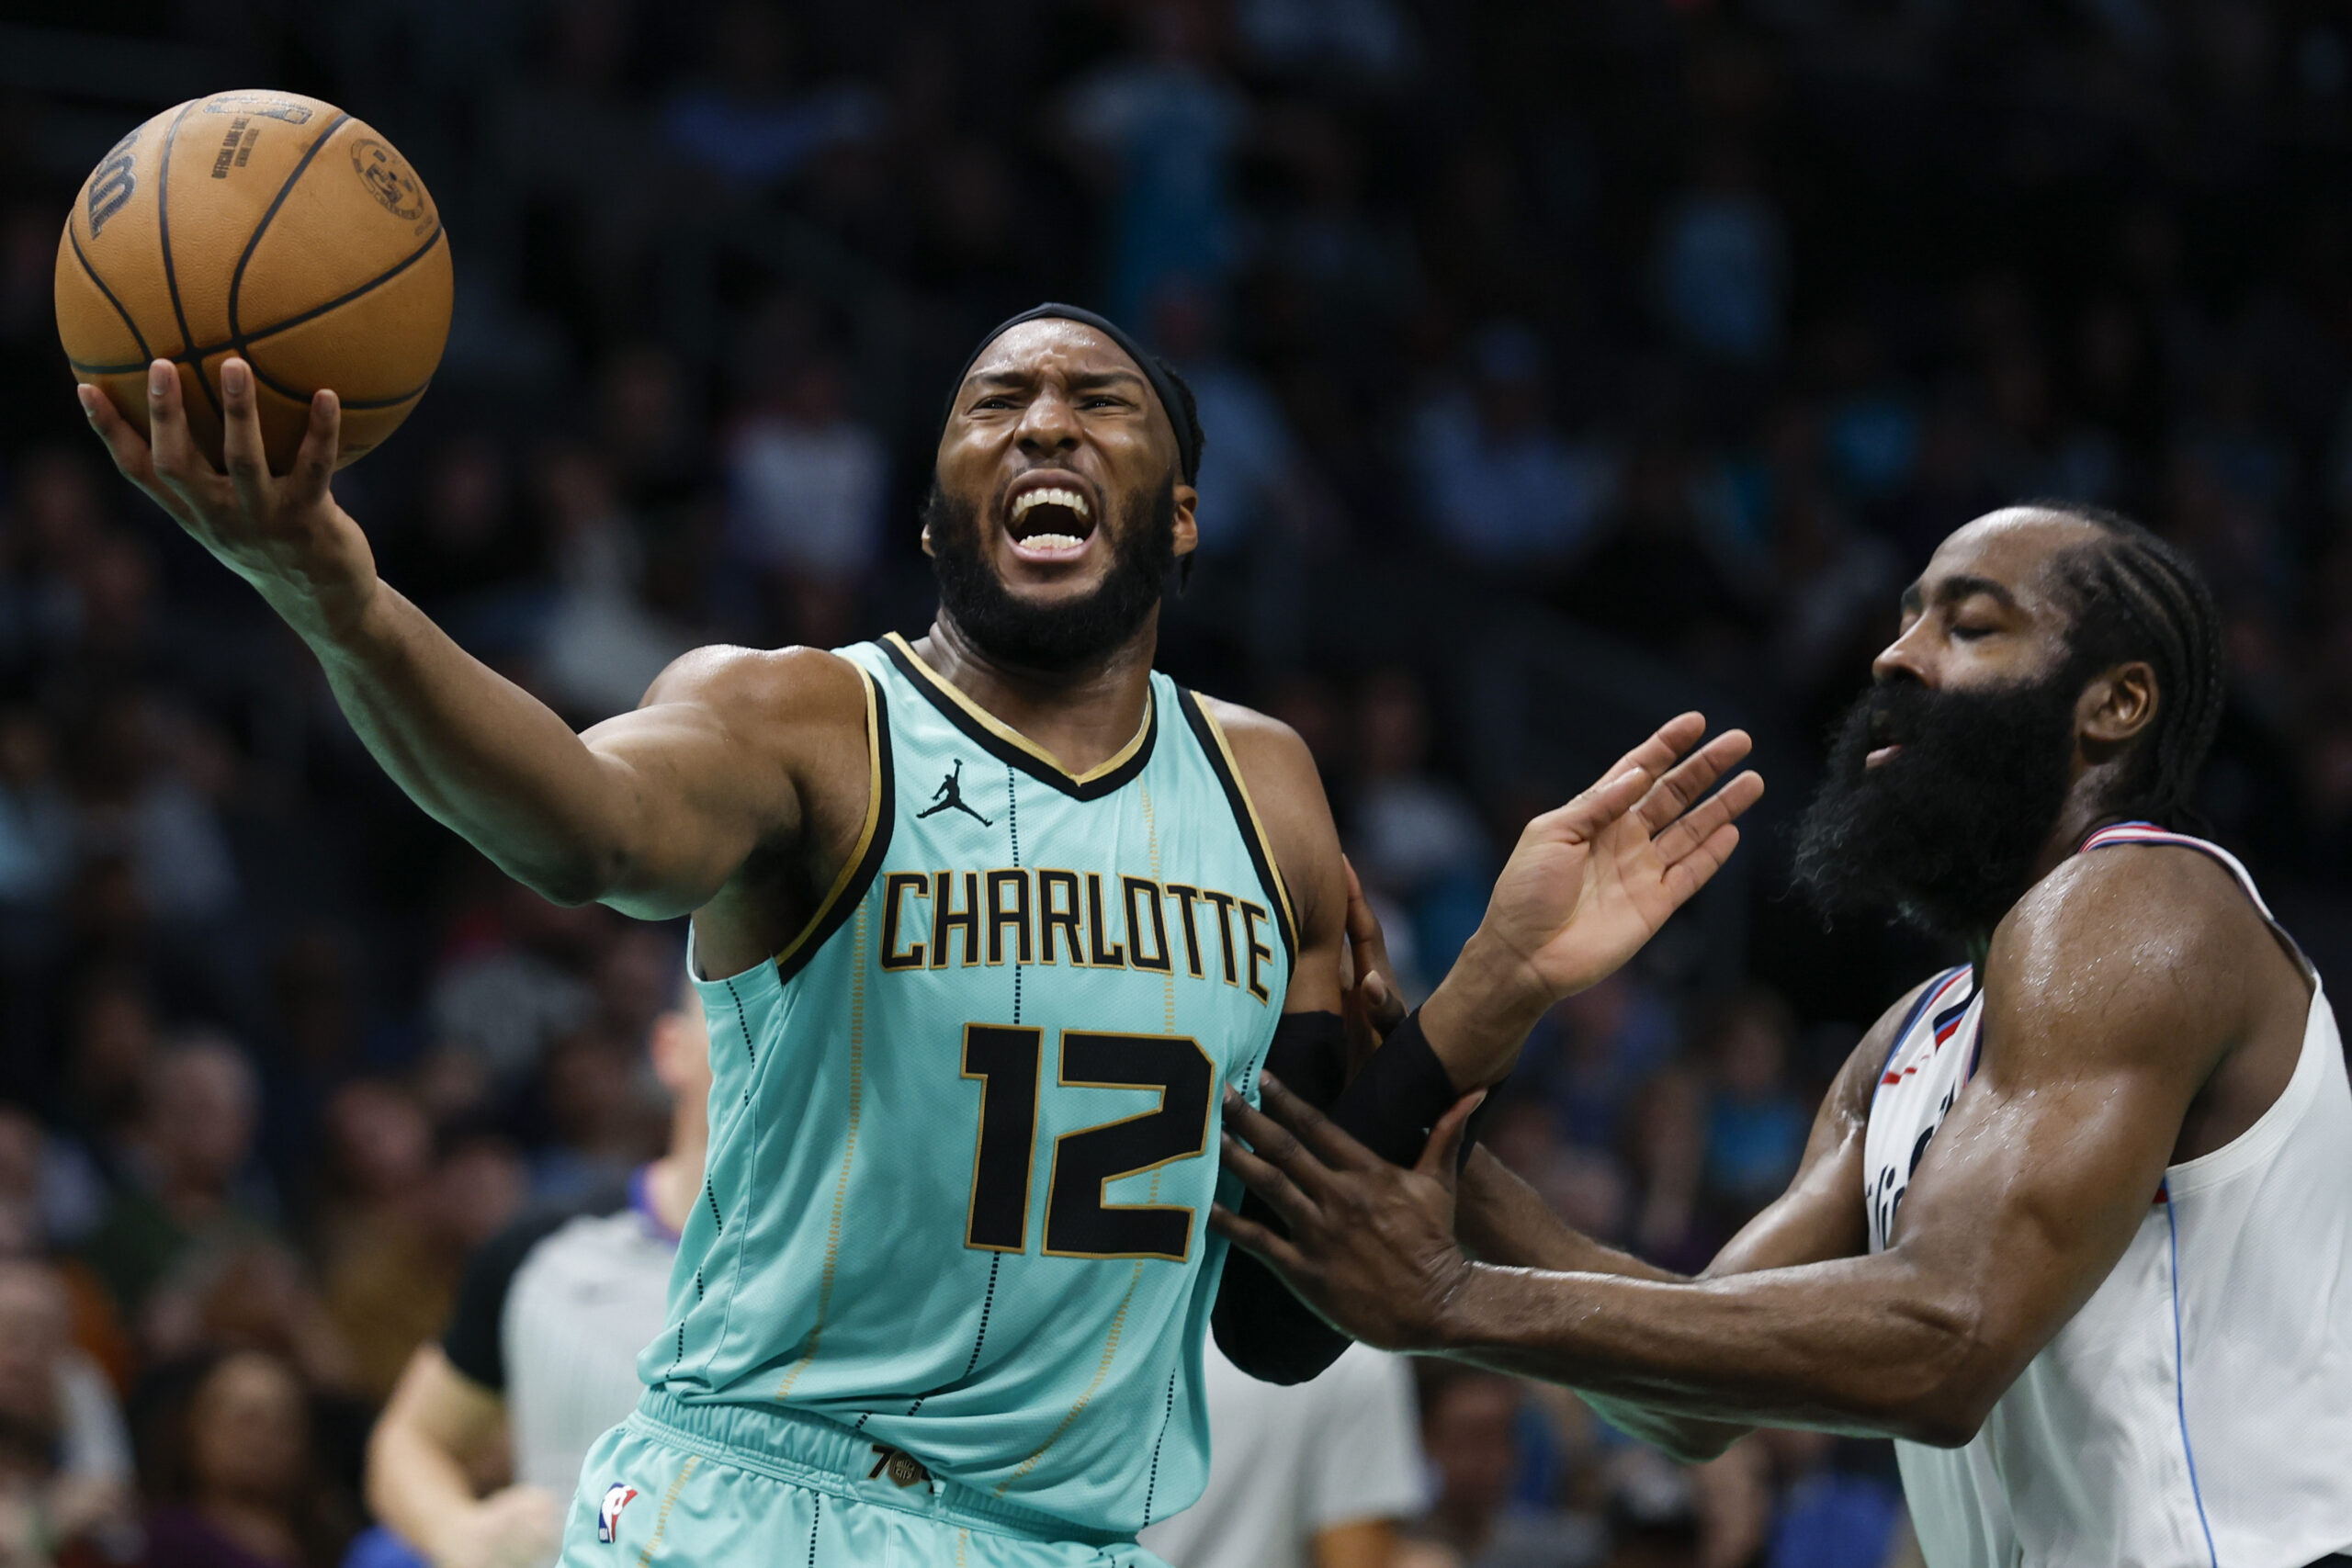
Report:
1454,1149,1682,1279
299,582,640,903
1430,1256,1988,1445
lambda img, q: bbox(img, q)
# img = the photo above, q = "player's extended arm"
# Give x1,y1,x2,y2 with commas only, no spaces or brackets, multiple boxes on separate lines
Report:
1448,986,1916,1460
1217,850,2250,1443
79,359,850,917
367,1345,560,1568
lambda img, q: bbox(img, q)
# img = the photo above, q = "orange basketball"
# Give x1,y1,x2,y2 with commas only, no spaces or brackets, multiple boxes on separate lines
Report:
54,90,452,474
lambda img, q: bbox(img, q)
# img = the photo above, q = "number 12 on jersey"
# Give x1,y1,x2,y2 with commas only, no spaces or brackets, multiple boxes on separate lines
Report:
960,1024,1216,1262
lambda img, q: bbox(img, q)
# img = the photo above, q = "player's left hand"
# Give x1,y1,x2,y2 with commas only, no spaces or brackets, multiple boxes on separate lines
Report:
1209,1071,1482,1351
1421,714,1760,1079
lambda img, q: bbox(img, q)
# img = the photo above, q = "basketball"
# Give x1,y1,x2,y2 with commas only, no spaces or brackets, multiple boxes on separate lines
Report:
53,89,451,474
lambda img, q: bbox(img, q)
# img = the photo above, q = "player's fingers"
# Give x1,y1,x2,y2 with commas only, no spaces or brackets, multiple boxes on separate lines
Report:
1649,770,1764,867
1656,823,1742,908
1530,763,1650,848
1413,1091,1485,1187
1223,1086,1343,1197
1217,1133,1322,1233
1207,1203,1309,1277
288,388,341,508
1256,1072,1384,1173
1633,729,1754,835
142,358,210,502
1594,712,1708,795
217,358,271,514
77,384,173,506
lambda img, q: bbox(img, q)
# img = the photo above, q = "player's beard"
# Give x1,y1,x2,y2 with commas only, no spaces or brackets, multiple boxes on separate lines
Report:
923,475,1179,672
1792,663,2086,939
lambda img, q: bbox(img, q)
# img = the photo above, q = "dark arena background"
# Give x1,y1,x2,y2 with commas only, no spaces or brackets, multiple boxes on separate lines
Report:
1,3,2346,1566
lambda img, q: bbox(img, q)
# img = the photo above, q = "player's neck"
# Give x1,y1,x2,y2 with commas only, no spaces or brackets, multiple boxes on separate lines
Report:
915,610,1160,777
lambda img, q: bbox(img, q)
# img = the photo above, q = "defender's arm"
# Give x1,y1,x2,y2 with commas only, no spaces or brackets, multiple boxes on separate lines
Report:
1219,850,2256,1443
83,359,858,917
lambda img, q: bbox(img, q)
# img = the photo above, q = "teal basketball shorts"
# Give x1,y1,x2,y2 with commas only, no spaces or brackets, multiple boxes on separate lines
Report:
560,1392,1172,1568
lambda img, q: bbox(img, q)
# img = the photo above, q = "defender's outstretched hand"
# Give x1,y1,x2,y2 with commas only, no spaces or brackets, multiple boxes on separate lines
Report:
1210,1072,1481,1351
79,357,376,635
1421,714,1760,1083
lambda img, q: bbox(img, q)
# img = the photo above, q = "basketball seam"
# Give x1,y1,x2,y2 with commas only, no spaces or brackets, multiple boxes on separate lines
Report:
243,359,430,412
64,225,153,366
154,100,220,420
67,226,447,397
226,111,352,343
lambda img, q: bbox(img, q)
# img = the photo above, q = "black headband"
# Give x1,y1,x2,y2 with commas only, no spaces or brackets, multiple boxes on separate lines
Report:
942,302,1201,484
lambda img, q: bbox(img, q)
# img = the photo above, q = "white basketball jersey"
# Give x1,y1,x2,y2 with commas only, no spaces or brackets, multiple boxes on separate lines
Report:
1864,824,2352,1568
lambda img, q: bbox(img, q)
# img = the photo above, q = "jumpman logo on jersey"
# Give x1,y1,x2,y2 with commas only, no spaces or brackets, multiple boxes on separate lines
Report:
917,759,994,828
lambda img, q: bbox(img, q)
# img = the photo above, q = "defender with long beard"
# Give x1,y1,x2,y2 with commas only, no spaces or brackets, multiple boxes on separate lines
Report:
1216,505,2352,1568
76,310,1759,1566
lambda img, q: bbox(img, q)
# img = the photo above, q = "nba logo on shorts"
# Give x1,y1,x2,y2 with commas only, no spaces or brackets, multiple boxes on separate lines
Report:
596,1483,639,1543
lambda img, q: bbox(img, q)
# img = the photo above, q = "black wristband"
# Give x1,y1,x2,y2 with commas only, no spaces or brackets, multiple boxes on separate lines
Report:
1325,1008,1485,1168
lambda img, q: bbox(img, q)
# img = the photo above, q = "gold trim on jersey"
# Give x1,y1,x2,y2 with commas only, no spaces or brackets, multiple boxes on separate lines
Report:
774,665,885,969
883,631,1151,786
1190,701,1298,947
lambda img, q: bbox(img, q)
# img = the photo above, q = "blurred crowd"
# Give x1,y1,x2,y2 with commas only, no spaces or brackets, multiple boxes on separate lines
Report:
6,0,2352,1563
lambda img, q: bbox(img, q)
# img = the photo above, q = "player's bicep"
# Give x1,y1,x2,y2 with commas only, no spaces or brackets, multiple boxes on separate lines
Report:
1202,699,1348,1014
581,700,779,914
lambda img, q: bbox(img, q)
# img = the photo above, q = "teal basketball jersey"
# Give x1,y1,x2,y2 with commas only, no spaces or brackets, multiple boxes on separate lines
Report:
647,633,1296,1540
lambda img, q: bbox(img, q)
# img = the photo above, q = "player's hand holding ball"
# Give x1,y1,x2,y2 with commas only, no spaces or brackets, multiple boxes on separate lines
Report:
1421,714,1764,1080
55,90,448,636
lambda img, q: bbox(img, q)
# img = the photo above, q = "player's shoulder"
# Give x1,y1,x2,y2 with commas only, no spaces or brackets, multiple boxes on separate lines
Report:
1189,694,1321,799
1994,836,2254,987
641,643,872,734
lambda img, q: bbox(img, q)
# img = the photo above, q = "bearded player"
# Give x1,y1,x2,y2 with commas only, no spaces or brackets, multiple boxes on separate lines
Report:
1217,504,2352,1568
77,308,1758,1567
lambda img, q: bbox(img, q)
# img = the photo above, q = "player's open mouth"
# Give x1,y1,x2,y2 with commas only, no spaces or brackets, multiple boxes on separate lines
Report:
1865,744,1902,769
1003,475,1098,563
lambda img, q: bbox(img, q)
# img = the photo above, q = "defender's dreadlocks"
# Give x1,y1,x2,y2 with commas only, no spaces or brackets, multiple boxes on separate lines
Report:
2034,502,2225,830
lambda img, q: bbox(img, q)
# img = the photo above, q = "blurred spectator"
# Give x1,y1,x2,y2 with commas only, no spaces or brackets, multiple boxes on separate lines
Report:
1758,1431,1903,1568
1651,142,1789,367
725,351,888,644
1235,0,1418,85
531,447,689,722
1699,989,1810,1223
71,695,239,927
0,1258,137,1563
1406,1365,1600,1568
658,4,883,193
0,708,71,910
424,890,605,1093
1062,0,1249,324
137,1350,355,1568
1410,324,1616,572
1153,288,1320,556
1345,669,1490,968
83,1040,277,1321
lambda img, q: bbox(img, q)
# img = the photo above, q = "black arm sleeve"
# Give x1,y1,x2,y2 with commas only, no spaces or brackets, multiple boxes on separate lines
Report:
1214,1010,1351,1385
1214,1009,1502,1384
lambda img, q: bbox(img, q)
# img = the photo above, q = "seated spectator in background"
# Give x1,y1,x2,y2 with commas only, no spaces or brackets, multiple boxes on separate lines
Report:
84,1040,277,1320
71,694,239,928
144,1241,353,1401
1758,1430,1903,1568
1697,988,1810,1225
0,1258,137,1562
362,978,710,1568
1649,140,1788,367
1346,668,1491,970
725,355,887,650
1138,1341,1424,1568
0,707,71,914
323,1130,525,1405
659,3,881,193
1410,322,1616,574
424,888,607,1095
137,1350,355,1568
1404,1365,1600,1568
1151,286,1324,558
529,448,688,726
